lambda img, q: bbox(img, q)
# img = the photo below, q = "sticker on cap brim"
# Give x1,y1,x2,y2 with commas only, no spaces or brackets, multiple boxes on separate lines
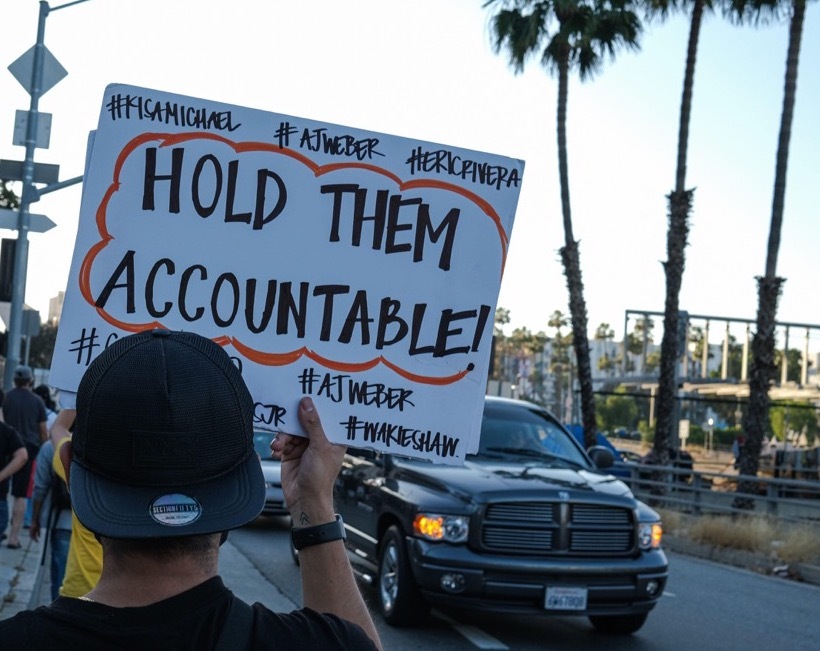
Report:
149,493,202,526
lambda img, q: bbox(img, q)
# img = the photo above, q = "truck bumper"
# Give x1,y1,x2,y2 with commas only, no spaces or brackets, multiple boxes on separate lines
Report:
407,536,668,616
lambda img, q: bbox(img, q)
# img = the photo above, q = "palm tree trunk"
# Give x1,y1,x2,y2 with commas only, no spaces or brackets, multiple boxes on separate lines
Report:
736,0,805,508
764,0,804,279
673,0,704,193
556,53,574,243
653,1,703,469
560,242,596,444
738,277,782,501
654,190,693,460
555,52,596,448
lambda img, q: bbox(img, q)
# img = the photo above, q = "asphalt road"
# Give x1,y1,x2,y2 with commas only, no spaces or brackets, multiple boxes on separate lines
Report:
231,515,820,651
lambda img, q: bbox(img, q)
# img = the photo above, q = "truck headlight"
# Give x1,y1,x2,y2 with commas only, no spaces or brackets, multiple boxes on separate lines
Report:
638,522,663,550
413,514,469,543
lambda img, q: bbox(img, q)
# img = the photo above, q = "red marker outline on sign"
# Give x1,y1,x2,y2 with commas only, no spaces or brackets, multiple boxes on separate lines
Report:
79,132,508,386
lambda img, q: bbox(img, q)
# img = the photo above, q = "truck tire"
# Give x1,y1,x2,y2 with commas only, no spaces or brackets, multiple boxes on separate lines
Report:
588,612,648,635
378,525,430,626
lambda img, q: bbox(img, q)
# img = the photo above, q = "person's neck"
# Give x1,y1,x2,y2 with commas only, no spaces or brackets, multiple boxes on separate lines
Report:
83,554,218,607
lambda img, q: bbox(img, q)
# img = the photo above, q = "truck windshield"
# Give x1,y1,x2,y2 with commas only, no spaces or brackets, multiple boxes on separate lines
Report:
475,408,589,468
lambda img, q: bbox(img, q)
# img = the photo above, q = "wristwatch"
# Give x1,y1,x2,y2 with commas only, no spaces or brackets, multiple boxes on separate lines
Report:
291,514,346,550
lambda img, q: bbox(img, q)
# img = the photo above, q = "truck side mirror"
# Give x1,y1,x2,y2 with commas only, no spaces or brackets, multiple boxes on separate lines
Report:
587,445,615,469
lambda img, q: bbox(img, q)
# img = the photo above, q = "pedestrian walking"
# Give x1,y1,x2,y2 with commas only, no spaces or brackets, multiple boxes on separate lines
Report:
48,407,103,598
2,366,47,549
0,388,28,543
32,384,59,432
29,439,73,600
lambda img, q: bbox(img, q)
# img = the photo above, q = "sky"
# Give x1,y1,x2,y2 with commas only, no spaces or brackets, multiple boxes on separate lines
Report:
2,0,819,350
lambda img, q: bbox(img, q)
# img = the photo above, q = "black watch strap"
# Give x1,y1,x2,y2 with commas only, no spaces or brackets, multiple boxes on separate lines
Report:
291,515,346,550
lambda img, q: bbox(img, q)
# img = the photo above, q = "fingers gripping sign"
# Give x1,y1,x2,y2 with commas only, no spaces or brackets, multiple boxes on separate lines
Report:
271,397,347,526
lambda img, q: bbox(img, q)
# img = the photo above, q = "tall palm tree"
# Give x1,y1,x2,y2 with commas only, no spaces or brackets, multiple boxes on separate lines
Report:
737,0,808,505
485,0,642,449
645,0,714,468
594,322,616,376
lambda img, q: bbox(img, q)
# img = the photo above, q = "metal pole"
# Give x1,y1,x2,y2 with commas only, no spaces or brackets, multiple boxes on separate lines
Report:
721,321,729,380
37,174,83,196
802,328,809,386
781,325,790,385
4,0,89,390
701,320,710,378
4,1,49,391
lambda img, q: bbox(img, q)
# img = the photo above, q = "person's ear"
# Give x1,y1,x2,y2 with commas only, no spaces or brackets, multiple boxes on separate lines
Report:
59,440,73,490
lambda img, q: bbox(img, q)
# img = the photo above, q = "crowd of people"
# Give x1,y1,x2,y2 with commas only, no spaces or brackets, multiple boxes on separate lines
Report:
0,332,383,649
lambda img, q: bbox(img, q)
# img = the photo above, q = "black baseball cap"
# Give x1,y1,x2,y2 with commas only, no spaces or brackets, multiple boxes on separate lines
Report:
70,329,265,538
14,365,33,381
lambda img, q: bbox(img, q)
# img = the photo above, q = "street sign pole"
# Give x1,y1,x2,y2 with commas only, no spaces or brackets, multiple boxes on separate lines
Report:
5,1,49,391
4,0,88,390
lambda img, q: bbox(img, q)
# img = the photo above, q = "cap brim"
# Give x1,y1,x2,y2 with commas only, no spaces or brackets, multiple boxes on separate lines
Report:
70,453,266,538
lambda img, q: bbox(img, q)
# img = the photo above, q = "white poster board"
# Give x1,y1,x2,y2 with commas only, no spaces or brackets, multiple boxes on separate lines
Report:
50,84,524,464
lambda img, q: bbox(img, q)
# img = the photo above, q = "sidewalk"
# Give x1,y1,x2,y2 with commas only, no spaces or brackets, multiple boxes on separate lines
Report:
0,533,46,618
0,531,297,620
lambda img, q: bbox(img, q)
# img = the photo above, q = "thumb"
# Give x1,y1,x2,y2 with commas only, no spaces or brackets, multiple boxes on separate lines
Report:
297,397,328,443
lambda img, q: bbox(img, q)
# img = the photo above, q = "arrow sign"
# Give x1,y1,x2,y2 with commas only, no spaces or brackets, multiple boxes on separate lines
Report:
0,208,56,233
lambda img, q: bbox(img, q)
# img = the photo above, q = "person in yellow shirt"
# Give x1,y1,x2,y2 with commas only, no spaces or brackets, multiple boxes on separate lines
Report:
51,408,102,597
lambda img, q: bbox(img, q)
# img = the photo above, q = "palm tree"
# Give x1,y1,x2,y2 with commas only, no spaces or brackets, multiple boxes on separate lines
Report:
737,0,808,506
645,0,714,468
485,0,642,449
594,322,616,376
547,310,571,416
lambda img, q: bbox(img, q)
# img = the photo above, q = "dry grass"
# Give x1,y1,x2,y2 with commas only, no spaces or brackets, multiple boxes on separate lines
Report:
777,525,820,564
688,515,775,554
658,509,820,564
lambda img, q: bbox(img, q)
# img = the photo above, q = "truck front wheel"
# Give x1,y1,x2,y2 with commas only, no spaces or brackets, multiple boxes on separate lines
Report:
378,526,430,626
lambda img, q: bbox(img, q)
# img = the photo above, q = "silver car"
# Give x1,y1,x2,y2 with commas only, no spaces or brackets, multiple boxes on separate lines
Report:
253,430,288,517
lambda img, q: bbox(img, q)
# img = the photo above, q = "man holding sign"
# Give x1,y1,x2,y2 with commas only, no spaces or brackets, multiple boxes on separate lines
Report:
0,329,381,649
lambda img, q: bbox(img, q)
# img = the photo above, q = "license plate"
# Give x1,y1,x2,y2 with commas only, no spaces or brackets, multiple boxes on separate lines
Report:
545,586,588,611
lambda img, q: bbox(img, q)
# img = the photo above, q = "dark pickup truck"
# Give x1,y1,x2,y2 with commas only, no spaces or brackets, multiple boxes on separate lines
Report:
334,396,668,634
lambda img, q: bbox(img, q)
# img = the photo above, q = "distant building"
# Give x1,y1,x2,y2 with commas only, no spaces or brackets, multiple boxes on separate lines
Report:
48,291,64,324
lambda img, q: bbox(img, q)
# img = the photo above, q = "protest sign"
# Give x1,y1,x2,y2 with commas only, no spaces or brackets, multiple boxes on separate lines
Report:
50,84,524,464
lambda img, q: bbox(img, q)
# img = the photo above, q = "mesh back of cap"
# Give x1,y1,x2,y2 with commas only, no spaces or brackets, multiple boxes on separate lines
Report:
74,330,254,488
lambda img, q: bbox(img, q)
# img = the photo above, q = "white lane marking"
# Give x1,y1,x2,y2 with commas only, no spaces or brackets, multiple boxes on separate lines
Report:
434,611,510,650
663,590,676,597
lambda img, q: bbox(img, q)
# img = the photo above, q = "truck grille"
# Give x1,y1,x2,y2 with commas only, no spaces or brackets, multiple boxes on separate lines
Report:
481,501,635,555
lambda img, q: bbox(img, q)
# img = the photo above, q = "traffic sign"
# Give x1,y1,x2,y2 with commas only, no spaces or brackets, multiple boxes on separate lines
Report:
0,159,59,184
8,45,67,97
13,110,52,149
0,208,56,233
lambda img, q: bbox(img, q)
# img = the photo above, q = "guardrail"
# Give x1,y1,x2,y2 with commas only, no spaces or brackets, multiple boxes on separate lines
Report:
621,462,820,526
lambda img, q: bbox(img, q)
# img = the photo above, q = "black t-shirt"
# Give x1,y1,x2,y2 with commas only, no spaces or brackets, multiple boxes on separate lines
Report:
2,387,46,447
0,576,377,650
0,421,25,496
